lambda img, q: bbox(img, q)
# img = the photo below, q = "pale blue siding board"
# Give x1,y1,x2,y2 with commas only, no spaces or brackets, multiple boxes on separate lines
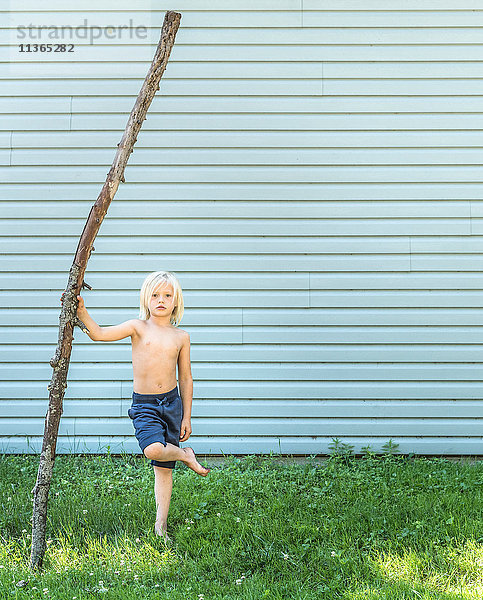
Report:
69,96,483,112
0,218,472,236
12,271,483,290
0,236,410,254
5,62,321,79
4,378,483,401
11,307,483,326
9,60,483,79
11,180,483,201
6,345,483,365
1,417,480,438
413,237,483,251
0,115,70,130
0,326,241,345
6,363,483,383
49,28,483,45
2,399,482,419
1,200,473,218
0,254,412,271
8,25,483,46
5,1,302,12
0,131,10,148
7,0,483,10
3,166,483,184
1,2,482,455
41,113,483,130
10,7,483,29
309,291,483,309
0,80,322,96
242,308,483,327
0,307,242,326
11,131,483,149
304,10,483,27
0,436,480,456
4,12,302,31
412,256,483,270
10,148,483,166
243,327,483,345
3,273,313,290
0,97,70,113
5,42,483,62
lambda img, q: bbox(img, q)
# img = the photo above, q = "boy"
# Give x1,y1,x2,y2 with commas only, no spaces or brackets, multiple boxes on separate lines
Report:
70,270,210,542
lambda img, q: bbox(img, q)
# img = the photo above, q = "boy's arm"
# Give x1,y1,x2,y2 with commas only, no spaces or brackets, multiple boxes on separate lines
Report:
76,294,137,342
177,331,193,420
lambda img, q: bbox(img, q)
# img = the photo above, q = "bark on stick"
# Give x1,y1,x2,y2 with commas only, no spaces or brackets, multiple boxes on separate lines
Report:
29,11,182,571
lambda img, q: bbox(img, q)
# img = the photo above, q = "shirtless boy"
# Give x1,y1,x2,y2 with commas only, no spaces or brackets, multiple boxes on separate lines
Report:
72,270,210,542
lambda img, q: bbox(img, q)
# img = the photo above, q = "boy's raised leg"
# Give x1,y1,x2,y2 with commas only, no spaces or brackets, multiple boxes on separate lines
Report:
144,442,210,476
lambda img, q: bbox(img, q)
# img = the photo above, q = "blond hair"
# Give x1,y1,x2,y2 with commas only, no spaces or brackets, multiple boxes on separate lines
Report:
139,271,184,326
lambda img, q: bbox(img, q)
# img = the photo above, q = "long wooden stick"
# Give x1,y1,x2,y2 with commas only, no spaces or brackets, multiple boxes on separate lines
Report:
29,11,182,571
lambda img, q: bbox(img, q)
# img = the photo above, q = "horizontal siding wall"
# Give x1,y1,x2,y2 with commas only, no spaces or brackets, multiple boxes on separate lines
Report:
1,0,482,456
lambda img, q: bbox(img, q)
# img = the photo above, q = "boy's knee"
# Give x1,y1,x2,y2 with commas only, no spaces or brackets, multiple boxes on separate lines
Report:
143,442,164,460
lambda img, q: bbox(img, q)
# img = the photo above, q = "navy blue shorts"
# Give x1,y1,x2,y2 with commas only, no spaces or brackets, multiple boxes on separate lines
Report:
128,385,183,469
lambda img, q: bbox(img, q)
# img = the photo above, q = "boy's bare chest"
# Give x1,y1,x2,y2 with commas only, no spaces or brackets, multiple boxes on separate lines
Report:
134,333,181,361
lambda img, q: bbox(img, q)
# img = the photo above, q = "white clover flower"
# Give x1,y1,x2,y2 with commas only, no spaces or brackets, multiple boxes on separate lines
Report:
83,510,88,514
235,579,242,585
331,551,336,556
236,517,241,522
216,512,221,517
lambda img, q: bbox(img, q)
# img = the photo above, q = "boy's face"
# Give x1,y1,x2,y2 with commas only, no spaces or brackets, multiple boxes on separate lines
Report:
149,283,175,318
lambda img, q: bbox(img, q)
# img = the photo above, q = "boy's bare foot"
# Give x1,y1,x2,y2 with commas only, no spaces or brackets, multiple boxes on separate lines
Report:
180,447,211,476
155,521,172,543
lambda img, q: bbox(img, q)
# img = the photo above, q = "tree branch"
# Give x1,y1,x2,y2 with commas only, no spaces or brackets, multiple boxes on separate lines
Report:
29,10,182,571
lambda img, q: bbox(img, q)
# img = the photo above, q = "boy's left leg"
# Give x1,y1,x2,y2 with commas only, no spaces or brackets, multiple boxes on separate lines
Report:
153,465,173,541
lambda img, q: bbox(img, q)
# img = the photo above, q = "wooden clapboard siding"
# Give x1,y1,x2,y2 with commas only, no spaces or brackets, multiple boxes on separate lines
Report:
0,1,482,455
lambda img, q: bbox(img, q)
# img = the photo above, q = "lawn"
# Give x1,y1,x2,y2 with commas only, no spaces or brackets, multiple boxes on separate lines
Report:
0,449,481,599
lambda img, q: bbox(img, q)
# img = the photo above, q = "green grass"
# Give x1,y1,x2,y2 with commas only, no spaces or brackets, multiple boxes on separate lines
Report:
0,452,482,599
